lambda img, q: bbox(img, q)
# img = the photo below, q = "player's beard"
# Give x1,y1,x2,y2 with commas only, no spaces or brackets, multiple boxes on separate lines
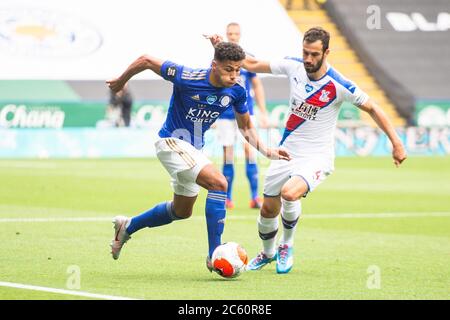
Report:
304,56,324,74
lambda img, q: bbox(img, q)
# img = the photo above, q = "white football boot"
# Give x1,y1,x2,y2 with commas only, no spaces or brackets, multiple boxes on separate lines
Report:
110,216,131,260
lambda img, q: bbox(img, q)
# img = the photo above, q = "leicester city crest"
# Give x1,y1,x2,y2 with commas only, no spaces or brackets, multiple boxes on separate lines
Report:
220,95,230,107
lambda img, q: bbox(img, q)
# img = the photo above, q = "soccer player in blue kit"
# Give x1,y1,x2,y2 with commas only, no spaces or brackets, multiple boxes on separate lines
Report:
106,42,290,273
215,23,269,210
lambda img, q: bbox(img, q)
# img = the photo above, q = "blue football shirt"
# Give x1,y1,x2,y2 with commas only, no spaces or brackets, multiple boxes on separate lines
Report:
219,69,256,120
159,61,248,149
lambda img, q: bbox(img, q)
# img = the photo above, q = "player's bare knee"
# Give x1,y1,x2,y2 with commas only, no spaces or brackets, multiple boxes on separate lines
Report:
261,203,279,218
208,175,228,192
281,188,301,201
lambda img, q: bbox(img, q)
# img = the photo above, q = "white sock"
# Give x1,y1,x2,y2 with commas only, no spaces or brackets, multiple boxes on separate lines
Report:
257,215,279,258
280,199,301,246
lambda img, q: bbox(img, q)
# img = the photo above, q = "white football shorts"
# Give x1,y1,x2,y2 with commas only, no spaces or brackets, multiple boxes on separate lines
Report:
263,157,334,198
155,137,212,197
215,116,257,147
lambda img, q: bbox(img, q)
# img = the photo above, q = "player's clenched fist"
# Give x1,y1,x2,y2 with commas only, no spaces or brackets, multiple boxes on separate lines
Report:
203,34,223,47
266,148,291,161
106,78,126,93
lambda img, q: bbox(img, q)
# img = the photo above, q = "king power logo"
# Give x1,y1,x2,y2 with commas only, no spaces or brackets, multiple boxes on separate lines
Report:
186,108,220,123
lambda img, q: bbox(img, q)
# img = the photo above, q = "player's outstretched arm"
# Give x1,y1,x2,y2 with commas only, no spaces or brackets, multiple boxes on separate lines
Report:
242,54,271,74
203,34,271,73
106,55,163,93
358,99,407,167
235,111,291,161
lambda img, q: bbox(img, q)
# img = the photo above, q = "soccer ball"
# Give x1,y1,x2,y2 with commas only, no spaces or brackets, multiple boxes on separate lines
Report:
211,242,248,278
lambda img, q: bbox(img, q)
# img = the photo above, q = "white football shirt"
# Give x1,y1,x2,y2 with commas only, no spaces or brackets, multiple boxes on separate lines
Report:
270,57,369,160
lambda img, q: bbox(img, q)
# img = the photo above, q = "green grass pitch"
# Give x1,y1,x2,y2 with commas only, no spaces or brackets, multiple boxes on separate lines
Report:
0,156,449,299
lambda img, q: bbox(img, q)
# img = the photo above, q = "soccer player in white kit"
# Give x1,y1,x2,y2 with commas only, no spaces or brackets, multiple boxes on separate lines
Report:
206,27,407,274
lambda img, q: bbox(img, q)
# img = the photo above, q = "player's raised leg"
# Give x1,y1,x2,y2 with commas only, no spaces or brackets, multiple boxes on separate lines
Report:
247,196,281,270
276,176,308,273
111,137,205,260
196,164,229,270
111,194,196,260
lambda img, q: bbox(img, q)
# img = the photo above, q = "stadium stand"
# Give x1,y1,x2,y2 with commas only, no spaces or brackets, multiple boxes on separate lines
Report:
1,0,448,158
0,80,81,102
0,0,295,105
322,0,450,125
279,0,407,127
5,0,446,128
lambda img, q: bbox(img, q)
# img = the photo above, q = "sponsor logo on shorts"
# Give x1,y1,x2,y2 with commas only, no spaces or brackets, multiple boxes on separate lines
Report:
314,170,321,181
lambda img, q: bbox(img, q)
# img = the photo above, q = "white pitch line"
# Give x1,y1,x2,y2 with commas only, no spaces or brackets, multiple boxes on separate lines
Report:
0,217,112,223
0,281,139,300
0,212,449,223
224,212,450,219
303,212,450,219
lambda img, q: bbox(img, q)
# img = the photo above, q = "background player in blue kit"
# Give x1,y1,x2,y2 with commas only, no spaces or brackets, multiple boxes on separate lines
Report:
106,42,290,272
215,23,270,210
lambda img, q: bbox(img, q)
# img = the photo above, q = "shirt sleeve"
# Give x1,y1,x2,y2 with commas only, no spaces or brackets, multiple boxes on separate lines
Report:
233,88,249,114
247,71,257,79
160,60,184,86
343,82,369,107
269,57,301,76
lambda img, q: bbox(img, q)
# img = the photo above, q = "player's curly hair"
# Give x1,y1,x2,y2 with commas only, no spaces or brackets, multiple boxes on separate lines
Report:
303,27,330,52
214,42,246,62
